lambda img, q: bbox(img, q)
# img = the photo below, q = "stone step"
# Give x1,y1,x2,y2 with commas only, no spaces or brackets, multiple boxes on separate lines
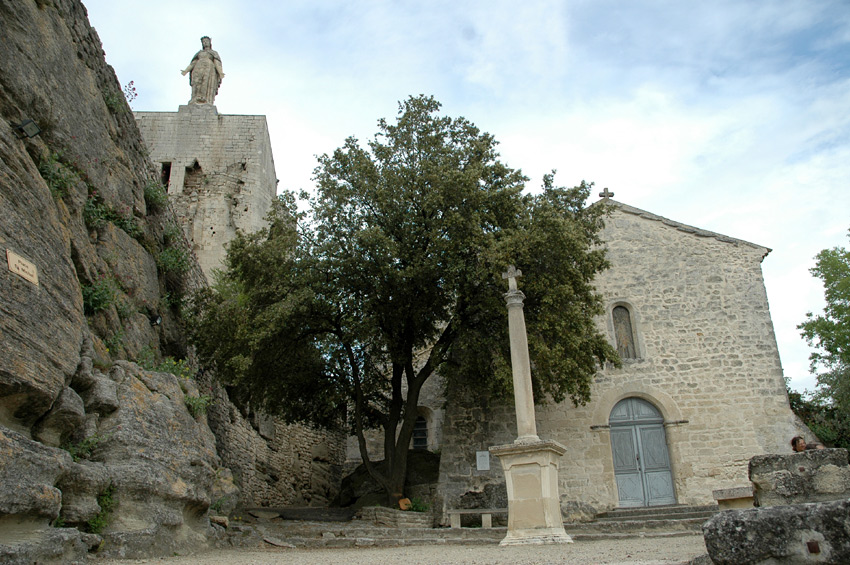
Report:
595,510,716,523
569,517,710,534
595,504,718,520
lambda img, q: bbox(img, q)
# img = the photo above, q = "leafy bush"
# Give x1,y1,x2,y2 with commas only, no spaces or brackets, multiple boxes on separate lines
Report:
137,348,197,380
408,497,430,513
144,180,168,211
63,433,105,462
84,189,142,239
158,246,190,275
185,394,211,418
38,152,79,199
87,483,116,534
81,275,115,315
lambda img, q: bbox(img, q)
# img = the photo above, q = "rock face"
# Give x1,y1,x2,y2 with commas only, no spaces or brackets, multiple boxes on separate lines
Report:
703,500,850,564
0,0,232,562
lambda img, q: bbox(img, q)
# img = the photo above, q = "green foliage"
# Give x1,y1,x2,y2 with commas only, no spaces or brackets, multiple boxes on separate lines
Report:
137,347,197,380
38,152,79,199
63,433,106,462
407,497,430,513
103,89,126,114
87,483,116,534
185,394,212,418
84,189,143,238
144,180,169,211
188,96,618,503
157,246,190,275
210,496,228,513
797,229,850,448
51,516,66,528
81,274,116,315
103,329,125,354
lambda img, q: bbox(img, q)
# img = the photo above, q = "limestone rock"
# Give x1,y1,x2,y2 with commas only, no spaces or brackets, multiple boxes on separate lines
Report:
0,426,68,519
79,371,119,415
31,386,86,447
56,460,110,525
703,500,850,564
210,467,240,516
749,449,850,506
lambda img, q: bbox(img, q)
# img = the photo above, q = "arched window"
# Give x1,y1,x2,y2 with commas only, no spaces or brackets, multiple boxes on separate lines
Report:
413,416,428,450
613,305,637,359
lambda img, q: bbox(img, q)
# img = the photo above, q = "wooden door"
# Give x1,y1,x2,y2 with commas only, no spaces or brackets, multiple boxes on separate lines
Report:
610,398,676,507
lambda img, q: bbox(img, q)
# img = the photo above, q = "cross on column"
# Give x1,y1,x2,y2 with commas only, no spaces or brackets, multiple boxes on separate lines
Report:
599,187,614,200
502,265,522,292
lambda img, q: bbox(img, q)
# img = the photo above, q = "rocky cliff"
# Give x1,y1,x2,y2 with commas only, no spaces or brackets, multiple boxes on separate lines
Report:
0,0,235,561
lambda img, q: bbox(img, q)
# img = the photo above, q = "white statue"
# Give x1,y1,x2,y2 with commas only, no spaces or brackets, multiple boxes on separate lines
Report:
181,36,224,105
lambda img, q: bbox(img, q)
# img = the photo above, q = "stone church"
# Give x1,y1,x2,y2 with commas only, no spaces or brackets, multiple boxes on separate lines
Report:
434,195,802,517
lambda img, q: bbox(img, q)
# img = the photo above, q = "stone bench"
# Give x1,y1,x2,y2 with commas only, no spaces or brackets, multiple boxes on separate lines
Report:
711,486,754,509
447,508,507,529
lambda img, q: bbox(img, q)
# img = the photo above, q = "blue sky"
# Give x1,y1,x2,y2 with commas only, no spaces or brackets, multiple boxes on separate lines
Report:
83,0,850,393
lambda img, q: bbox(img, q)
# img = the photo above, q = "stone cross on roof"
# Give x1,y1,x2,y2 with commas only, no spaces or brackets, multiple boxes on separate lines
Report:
599,187,614,200
502,265,522,292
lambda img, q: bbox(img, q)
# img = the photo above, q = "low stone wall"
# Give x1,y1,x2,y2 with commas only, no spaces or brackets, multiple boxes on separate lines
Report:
749,448,850,507
361,506,434,528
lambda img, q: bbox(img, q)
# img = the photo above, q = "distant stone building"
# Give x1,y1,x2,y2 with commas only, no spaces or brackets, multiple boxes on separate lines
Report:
135,104,277,281
433,199,804,519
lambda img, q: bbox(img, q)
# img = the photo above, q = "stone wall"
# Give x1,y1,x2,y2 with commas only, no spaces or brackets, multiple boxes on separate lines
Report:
436,201,803,518
135,105,277,280
204,378,346,508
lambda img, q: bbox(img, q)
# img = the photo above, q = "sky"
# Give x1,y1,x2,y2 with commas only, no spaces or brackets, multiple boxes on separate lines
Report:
82,0,849,394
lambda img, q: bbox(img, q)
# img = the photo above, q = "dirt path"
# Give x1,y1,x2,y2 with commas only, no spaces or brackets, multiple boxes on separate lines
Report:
97,534,708,564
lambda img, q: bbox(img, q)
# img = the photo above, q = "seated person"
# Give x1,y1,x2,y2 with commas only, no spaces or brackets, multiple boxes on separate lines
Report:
791,436,825,451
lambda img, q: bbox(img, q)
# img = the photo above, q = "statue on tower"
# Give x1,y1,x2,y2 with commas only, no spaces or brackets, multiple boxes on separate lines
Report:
181,36,224,105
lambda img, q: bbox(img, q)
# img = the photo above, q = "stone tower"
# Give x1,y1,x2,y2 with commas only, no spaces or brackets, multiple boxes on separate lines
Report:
135,104,277,281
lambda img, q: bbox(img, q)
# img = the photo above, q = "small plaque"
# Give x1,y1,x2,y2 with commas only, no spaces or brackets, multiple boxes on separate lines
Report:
476,450,490,471
6,249,38,285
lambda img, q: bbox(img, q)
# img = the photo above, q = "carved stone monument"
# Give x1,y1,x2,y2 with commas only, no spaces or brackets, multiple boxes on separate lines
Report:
489,266,572,545
181,36,224,105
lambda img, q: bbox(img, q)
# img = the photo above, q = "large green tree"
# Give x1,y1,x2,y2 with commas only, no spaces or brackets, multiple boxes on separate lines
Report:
797,230,850,448
189,96,618,504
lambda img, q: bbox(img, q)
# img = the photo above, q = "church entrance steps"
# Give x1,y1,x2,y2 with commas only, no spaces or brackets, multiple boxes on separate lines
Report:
569,504,720,535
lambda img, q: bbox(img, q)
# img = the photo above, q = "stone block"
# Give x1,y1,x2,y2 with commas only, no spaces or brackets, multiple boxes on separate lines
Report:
749,449,850,506
703,499,850,564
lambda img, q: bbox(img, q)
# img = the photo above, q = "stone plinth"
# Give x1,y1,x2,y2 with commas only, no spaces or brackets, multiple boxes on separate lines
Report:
490,440,572,545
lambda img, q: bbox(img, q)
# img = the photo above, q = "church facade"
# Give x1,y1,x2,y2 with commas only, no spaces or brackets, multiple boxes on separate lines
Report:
433,199,803,518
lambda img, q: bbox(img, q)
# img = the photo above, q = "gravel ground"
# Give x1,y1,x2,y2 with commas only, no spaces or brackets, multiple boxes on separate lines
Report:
97,535,708,564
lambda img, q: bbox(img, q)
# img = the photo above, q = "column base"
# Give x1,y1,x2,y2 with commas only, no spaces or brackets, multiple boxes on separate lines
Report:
490,439,572,546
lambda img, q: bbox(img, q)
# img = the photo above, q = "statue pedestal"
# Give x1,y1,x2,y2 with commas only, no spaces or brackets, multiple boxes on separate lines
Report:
490,439,573,545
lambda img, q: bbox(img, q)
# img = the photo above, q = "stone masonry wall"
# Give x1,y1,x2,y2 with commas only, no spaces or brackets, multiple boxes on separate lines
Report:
204,377,347,508
437,201,803,518
135,105,277,280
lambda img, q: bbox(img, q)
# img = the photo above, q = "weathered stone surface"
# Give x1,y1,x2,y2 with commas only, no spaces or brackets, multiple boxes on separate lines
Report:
56,460,110,525
0,522,88,565
31,386,86,447
703,500,850,564
79,370,119,415
0,426,67,519
135,104,277,282
750,449,850,507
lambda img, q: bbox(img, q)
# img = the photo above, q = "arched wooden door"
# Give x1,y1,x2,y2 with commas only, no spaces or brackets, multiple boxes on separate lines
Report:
609,397,676,507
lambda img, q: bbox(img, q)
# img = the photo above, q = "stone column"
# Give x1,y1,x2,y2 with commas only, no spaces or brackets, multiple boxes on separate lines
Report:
489,266,572,545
